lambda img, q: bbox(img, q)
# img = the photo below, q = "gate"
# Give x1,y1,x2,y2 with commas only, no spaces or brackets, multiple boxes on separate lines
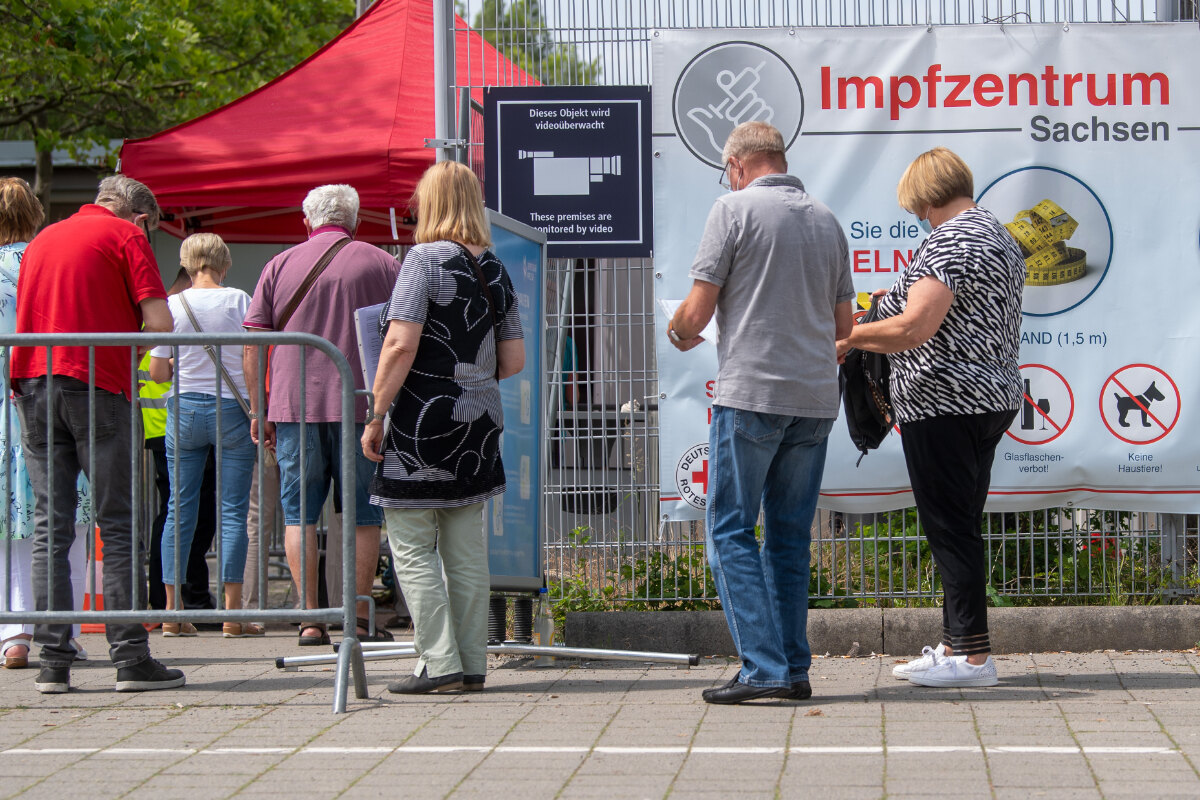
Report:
0,332,367,712
446,0,1199,606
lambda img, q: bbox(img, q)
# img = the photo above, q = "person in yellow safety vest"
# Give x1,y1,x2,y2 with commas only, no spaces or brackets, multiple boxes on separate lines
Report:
141,268,218,615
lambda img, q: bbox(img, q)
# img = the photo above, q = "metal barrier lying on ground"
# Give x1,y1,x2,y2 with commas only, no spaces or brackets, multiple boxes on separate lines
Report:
0,332,367,712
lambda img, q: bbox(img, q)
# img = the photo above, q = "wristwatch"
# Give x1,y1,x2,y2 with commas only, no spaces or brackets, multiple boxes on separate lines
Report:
364,409,384,425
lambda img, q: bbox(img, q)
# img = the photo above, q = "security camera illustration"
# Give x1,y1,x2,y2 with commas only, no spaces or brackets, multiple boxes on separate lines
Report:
685,61,776,157
517,151,622,196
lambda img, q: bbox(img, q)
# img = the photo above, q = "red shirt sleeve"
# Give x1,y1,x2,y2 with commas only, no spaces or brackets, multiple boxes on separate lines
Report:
125,232,167,305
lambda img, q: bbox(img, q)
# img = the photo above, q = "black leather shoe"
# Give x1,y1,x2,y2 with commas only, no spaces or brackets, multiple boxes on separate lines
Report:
701,675,740,701
387,667,463,695
702,680,791,705
463,674,486,692
786,680,812,700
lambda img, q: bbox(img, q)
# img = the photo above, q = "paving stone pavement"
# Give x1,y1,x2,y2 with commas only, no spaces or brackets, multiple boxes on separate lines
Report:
1,631,1199,799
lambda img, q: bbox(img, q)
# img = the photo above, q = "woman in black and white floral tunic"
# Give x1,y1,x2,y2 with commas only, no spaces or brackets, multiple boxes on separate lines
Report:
362,162,524,695
837,147,1024,689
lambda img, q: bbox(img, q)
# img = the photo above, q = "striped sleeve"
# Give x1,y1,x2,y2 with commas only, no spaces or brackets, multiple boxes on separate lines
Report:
385,245,436,326
496,266,523,341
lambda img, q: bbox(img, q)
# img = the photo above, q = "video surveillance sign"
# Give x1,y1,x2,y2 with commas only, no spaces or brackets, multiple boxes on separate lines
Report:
485,86,652,258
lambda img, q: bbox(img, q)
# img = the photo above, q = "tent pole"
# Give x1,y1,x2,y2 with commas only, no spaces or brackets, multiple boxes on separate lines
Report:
433,0,456,163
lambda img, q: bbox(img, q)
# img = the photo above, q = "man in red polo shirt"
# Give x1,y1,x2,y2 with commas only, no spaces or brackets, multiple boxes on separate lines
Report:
12,175,183,694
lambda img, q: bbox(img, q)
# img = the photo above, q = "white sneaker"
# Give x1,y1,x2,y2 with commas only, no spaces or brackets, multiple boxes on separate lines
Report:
908,655,998,687
71,638,88,662
891,644,946,679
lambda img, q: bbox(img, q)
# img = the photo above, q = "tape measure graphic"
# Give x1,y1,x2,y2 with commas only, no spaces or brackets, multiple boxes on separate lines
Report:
1005,199,1087,286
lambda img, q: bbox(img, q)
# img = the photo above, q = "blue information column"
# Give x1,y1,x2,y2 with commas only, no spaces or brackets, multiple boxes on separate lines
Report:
486,211,545,591
485,86,652,259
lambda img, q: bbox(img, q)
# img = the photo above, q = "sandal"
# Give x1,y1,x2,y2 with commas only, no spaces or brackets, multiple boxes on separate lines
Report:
162,622,199,637
298,625,330,646
356,617,395,642
222,622,266,638
2,638,30,669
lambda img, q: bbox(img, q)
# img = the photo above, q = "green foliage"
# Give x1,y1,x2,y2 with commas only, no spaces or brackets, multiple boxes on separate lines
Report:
1,0,354,204
814,507,1172,608
616,546,715,610
549,508,1181,627
468,0,601,85
984,509,1172,606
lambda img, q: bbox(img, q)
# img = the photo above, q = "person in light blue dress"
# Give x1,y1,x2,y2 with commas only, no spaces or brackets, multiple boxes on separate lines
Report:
0,178,89,668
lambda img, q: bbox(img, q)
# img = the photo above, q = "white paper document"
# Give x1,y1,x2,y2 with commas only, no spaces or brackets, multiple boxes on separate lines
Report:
657,298,719,345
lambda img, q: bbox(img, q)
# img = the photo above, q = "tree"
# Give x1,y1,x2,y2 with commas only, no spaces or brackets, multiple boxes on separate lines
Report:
468,0,601,86
0,0,354,214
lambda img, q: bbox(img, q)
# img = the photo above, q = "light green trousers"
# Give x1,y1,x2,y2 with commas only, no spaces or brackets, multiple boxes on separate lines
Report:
384,503,489,678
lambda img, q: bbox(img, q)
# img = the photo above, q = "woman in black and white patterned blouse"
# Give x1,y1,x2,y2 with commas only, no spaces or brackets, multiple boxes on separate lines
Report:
836,147,1024,689
362,162,524,695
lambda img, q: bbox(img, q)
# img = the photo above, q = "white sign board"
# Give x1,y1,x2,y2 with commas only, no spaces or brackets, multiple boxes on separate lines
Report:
653,24,1200,517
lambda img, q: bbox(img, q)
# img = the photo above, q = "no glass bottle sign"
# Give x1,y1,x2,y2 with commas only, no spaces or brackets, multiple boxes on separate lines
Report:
484,86,652,258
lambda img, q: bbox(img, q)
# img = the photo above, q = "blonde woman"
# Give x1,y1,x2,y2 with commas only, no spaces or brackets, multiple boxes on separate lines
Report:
0,178,89,668
837,148,1024,688
362,162,524,694
149,234,261,637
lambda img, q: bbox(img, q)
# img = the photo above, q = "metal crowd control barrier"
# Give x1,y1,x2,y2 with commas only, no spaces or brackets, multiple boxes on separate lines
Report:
280,641,699,670
0,332,367,713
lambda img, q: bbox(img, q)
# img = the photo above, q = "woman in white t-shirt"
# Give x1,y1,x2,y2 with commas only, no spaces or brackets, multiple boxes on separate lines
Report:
149,234,261,638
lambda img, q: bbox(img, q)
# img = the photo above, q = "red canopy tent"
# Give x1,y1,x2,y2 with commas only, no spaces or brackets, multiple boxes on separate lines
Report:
119,0,536,244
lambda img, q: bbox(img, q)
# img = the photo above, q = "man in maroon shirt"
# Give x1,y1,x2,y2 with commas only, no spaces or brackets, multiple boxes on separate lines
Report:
12,175,183,694
243,184,400,646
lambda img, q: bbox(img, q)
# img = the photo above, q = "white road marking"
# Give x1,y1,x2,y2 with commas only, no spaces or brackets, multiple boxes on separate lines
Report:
0,745,1181,757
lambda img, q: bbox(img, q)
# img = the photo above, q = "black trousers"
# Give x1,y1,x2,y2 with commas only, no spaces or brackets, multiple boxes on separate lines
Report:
146,437,217,611
900,409,1016,656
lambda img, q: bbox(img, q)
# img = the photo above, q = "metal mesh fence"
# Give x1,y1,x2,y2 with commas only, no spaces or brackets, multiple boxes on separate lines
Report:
453,0,1199,606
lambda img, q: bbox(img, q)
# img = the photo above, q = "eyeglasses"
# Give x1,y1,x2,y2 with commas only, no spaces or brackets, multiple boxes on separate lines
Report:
718,162,731,190
718,159,740,191
134,211,157,238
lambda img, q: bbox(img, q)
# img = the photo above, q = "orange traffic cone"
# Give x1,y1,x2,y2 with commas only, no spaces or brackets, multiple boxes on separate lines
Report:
81,527,104,633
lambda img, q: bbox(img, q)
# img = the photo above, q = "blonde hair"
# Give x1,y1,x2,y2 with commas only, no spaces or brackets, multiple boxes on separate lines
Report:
0,177,45,245
179,233,232,278
896,147,974,213
413,162,491,247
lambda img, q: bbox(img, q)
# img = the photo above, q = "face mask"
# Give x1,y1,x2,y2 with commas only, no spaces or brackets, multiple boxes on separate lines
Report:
914,209,932,235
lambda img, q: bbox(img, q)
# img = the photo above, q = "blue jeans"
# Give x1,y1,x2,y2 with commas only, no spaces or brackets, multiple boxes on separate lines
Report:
162,393,255,586
275,422,382,527
706,405,833,688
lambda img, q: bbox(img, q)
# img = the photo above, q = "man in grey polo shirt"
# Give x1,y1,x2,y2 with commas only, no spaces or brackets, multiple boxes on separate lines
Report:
669,121,854,705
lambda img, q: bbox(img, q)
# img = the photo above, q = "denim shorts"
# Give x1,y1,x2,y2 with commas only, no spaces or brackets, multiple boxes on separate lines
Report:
274,421,383,527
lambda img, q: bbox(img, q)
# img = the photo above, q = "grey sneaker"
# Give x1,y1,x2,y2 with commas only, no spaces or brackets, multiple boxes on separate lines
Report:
387,667,463,694
35,665,70,694
892,644,946,679
908,655,998,688
115,658,186,692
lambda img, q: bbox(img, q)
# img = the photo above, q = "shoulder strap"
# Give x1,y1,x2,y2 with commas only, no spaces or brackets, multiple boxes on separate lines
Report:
276,236,351,332
458,244,500,380
177,292,253,419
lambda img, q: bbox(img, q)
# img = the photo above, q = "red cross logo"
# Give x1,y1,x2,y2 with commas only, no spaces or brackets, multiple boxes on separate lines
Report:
691,460,709,493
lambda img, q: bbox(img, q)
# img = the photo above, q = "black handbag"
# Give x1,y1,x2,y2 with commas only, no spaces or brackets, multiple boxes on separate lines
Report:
839,295,894,465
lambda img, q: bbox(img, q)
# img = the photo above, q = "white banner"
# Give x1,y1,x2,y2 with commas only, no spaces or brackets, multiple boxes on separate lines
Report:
653,24,1200,518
